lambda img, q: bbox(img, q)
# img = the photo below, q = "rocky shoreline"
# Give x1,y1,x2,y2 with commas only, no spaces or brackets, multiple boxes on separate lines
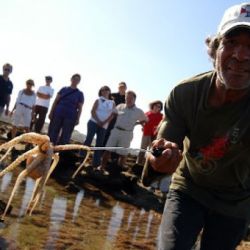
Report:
52,150,166,214
0,119,166,214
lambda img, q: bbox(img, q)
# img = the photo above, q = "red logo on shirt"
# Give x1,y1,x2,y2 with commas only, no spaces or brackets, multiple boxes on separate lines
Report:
199,136,229,162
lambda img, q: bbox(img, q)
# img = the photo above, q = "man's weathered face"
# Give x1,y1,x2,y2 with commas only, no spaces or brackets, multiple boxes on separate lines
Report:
215,29,250,90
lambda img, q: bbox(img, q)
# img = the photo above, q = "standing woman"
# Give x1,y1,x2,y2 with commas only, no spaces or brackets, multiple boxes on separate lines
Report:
83,85,115,168
48,74,84,145
10,79,36,138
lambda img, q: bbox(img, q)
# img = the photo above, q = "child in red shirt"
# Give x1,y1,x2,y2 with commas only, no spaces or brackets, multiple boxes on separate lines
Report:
136,100,163,165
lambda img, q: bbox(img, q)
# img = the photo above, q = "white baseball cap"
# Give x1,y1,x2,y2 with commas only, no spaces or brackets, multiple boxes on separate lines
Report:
218,2,250,36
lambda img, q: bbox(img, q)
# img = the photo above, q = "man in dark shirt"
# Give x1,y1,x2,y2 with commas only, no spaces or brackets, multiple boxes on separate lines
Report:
111,81,127,105
145,3,250,249
0,63,13,116
103,81,127,145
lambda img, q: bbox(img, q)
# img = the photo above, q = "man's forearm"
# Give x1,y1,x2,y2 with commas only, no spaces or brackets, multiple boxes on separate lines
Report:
37,92,50,99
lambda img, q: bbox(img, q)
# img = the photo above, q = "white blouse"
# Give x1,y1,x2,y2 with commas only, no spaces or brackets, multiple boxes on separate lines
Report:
91,97,115,129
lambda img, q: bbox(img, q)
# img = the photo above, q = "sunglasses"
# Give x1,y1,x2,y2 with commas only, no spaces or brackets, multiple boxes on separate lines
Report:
4,68,11,72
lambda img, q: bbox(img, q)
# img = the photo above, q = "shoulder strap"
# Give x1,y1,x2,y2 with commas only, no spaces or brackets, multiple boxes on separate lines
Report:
59,88,78,101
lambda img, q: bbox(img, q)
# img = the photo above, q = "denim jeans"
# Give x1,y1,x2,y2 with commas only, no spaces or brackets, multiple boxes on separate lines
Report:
84,120,106,167
158,189,248,250
48,115,76,145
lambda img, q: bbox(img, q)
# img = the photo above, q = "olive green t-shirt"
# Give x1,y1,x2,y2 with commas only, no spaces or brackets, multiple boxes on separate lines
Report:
159,71,250,219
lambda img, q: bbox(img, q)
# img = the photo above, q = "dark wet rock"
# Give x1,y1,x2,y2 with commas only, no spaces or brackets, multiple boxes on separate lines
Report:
6,130,24,140
0,200,12,216
0,162,6,170
50,150,79,185
65,181,81,193
11,148,20,161
0,127,166,214
130,163,144,176
52,153,166,214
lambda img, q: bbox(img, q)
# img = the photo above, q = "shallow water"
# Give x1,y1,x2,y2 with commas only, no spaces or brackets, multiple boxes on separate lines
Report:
0,170,162,250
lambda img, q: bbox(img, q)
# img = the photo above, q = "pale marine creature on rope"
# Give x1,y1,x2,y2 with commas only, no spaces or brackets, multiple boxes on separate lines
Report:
0,132,92,221
0,132,152,221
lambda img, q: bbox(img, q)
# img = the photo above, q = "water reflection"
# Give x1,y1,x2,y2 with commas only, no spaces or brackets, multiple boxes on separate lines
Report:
106,202,124,242
72,189,84,222
18,177,35,217
145,210,154,239
0,172,12,192
132,209,146,241
0,171,162,249
95,198,100,207
45,196,67,249
2,176,34,247
126,209,136,230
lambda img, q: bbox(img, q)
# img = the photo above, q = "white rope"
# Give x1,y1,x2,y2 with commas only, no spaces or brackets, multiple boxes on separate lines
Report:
89,146,151,155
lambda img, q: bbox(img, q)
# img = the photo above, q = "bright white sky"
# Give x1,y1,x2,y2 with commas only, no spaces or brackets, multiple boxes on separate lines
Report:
0,0,244,147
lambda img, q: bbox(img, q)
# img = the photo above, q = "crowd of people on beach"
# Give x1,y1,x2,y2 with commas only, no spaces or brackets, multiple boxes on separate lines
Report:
0,64,164,172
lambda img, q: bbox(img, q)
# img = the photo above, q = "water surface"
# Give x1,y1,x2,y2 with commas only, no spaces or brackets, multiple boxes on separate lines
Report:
0,170,161,249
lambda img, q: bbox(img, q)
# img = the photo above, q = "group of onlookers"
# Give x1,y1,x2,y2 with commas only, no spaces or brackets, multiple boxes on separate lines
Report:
0,64,55,140
0,63,164,170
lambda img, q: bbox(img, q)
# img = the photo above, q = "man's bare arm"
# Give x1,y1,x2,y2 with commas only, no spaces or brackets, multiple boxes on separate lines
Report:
37,92,51,99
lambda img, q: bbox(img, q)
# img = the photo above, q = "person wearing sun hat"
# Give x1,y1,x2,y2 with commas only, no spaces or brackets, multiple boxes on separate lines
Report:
143,3,250,249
